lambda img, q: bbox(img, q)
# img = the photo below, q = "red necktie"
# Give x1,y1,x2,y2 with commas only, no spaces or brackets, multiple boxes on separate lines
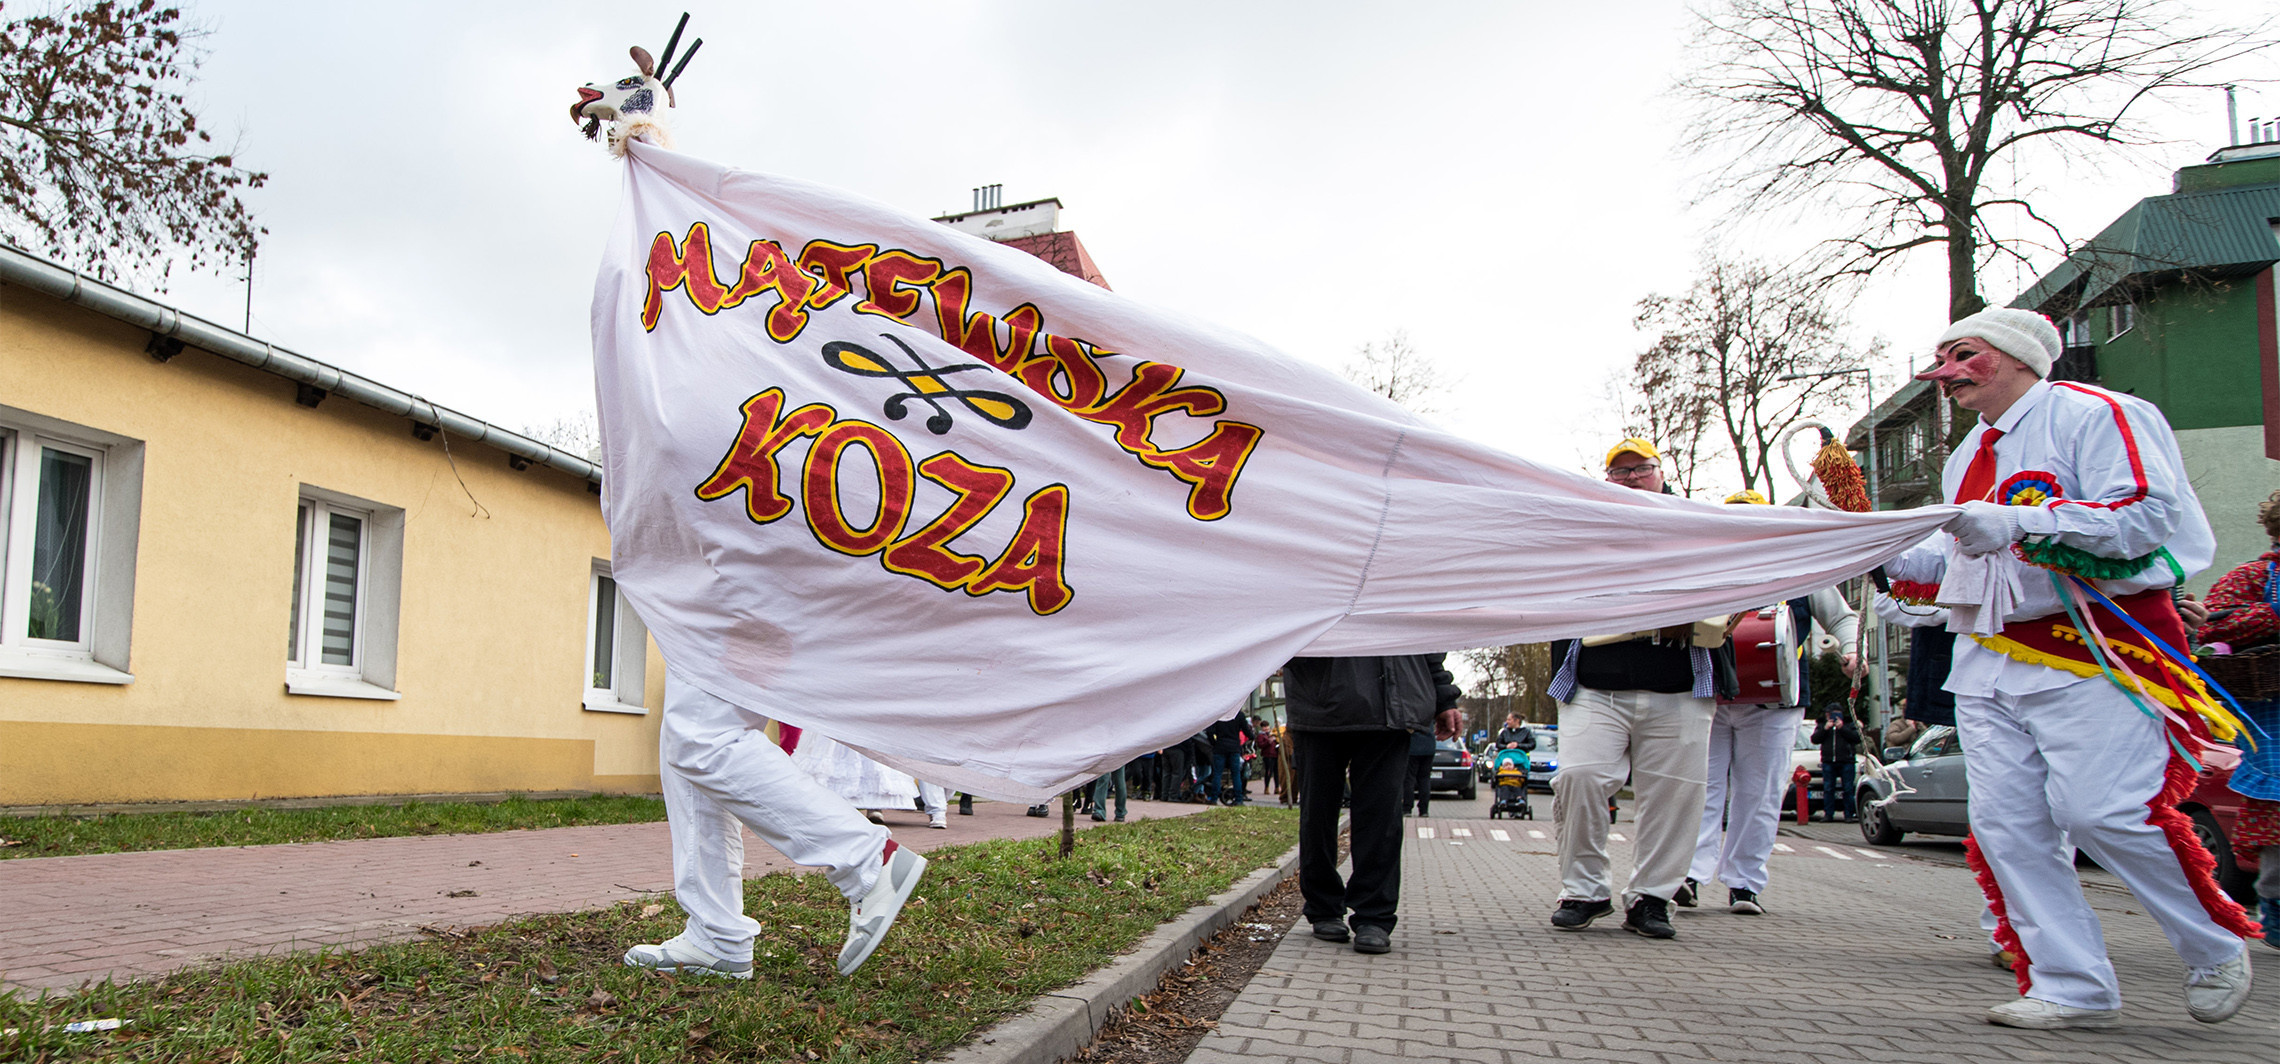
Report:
1953,428,2005,504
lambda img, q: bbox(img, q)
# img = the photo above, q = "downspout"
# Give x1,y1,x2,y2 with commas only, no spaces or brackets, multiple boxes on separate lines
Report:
0,244,601,486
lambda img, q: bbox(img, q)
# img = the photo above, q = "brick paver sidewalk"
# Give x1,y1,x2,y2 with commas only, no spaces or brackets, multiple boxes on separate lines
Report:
1190,795,2275,1064
1,797,1210,994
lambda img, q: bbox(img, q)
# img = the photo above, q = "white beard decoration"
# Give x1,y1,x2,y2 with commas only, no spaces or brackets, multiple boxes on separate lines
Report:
572,14,702,158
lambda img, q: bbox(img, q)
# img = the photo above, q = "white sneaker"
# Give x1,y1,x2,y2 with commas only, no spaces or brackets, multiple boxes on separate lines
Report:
838,840,926,976
622,931,753,980
1984,997,2119,1029
2185,947,2251,1024
928,812,948,829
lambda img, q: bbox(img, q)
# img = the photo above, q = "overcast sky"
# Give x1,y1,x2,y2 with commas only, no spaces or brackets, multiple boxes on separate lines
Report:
133,0,2276,499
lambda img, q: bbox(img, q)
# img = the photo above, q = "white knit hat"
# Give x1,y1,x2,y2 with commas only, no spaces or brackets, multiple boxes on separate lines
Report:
1935,308,2060,378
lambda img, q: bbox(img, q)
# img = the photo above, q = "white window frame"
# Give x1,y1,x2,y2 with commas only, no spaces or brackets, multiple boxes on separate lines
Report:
583,561,648,714
0,406,141,685
2107,301,2136,339
286,485,403,701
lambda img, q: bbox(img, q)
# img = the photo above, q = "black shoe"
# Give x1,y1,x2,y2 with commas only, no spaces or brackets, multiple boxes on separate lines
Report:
1550,898,1614,931
1624,896,1677,939
1025,804,1049,818
1091,813,1107,822
1673,878,1699,909
958,794,973,816
1311,919,1351,942
1728,887,1764,915
1352,925,1391,954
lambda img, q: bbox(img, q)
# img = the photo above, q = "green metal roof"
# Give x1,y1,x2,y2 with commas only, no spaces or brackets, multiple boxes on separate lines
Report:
2011,180,2280,313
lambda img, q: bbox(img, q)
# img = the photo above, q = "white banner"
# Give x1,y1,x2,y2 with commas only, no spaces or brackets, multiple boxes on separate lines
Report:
593,142,1955,799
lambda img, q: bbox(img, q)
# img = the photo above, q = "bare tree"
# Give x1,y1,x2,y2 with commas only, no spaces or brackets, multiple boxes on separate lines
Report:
1610,355,1721,497
1341,330,1450,414
1683,0,2269,321
1,0,265,287
523,410,602,462
1633,257,1879,495
1458,643,1559,724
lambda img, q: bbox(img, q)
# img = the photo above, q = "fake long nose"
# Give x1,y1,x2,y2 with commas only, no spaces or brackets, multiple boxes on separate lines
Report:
1914,360,1970,383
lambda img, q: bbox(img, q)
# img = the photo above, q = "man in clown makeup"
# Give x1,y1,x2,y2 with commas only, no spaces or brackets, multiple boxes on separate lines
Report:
1885,307,2258,1029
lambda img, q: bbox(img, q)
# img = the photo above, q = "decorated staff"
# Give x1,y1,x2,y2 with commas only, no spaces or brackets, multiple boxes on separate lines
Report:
1887,308,2258,1029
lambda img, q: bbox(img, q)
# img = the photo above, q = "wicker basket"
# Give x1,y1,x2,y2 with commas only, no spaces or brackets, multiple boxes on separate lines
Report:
2199,644,2280,702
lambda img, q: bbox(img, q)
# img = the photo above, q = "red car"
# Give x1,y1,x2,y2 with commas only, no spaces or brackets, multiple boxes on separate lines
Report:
2185,763,2257,906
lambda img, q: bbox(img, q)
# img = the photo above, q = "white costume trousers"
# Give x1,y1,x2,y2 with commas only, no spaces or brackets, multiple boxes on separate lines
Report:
917,781,948,817
1689,703,1804,894
1957,676,2245,1009
1553,688,1716,906
660,672,889,962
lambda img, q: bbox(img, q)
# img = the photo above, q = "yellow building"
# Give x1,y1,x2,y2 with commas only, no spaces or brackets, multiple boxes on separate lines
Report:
0,246,664,806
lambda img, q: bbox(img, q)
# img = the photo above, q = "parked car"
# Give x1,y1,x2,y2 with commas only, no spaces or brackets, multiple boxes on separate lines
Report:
1857,725,2254,905
1784,720,1825,813
1430,740,1478,800
1527,727,1559,792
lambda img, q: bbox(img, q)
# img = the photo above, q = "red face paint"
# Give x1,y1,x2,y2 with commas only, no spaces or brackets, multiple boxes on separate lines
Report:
1915,342,2003,396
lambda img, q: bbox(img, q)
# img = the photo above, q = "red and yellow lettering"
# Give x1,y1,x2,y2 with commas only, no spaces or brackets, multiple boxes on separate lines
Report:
642,223,733,330
966,485,1073,615
1013,334,1111,410
882,453,1016,588
802,421,916,556
1140,421,1265,521
1073,363,1228,453
855,251,943,321
796,240,876,311
720,240,819,343
694,389,835,523
928,268,1044,372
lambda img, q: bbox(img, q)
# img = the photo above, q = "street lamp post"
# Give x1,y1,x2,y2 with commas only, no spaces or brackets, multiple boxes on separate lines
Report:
1778,367,1887,726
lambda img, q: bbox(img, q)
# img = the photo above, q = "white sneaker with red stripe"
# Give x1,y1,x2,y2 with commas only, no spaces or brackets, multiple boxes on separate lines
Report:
837,839,926,976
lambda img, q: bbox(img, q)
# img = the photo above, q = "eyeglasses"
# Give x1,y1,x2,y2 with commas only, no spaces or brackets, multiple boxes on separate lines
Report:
1607,462,1660,479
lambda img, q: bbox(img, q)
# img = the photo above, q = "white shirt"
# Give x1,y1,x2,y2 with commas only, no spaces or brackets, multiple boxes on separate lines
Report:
1883,380,2213,698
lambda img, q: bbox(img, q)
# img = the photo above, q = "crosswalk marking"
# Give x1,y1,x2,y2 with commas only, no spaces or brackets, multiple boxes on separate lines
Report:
1814,846,1854,861
1772,843,1795,853
1854,848,1884,860
1451,828,1474,838
1417,827,1435,839
1527,829,1547,840
1489,829,1511,841
1609,832,1627,842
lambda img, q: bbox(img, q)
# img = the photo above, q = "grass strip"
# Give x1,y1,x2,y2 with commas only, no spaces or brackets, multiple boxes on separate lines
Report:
2,805,1297,1063
0,795,672,860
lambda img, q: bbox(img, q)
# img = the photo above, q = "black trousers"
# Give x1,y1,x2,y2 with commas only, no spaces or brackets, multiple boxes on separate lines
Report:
1294,728,1409,932
1406,753,1434,815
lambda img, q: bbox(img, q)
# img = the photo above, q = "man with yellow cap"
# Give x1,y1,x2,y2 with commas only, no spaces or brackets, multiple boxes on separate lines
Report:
1544,438,1726,939
1679,490,1862,917
1888,307,2256,1028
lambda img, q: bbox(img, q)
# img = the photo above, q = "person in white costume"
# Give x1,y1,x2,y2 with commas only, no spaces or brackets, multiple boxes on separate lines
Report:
1889,308,2255,1029
1682,491,1861,916
788,732,922,825
623,672,927,979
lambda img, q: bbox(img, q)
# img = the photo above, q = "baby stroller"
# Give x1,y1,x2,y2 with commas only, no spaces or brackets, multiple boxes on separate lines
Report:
1487,751,1533,819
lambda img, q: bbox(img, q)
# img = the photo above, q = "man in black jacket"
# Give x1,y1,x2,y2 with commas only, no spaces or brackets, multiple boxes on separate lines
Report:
1281,653,1461,955
1810,707,1863,822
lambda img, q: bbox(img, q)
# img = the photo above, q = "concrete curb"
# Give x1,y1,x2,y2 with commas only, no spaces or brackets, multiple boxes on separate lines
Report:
935,842,1302,1064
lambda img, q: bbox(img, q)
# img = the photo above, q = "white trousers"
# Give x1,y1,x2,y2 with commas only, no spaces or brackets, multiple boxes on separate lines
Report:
1689,703,1804,894
660,671,889,962
1553,688,1716,906
1957,677,2245,1009
917,781,948,817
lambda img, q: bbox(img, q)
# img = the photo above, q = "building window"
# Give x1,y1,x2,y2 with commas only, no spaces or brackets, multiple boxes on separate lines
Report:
0,407,142,685
584,562,647,713
2060,312,2091,348
2106,302,2136,339
287,486,403,700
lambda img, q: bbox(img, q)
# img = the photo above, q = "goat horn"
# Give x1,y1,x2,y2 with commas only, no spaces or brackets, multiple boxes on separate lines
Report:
656,12,691,75
663,38,703,91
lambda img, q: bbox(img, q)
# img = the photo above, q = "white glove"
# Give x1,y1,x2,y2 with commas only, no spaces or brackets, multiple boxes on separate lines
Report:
1946,501,2021,557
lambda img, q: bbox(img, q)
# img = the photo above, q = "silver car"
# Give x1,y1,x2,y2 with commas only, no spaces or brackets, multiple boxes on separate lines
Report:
1857,725,1970,843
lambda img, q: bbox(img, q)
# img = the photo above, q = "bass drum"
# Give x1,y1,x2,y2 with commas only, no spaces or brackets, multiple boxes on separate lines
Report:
1720,605,1800,706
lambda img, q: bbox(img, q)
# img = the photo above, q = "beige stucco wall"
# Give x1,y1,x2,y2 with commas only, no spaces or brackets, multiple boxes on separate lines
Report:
2178,425,2280,596
0,291,663,804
